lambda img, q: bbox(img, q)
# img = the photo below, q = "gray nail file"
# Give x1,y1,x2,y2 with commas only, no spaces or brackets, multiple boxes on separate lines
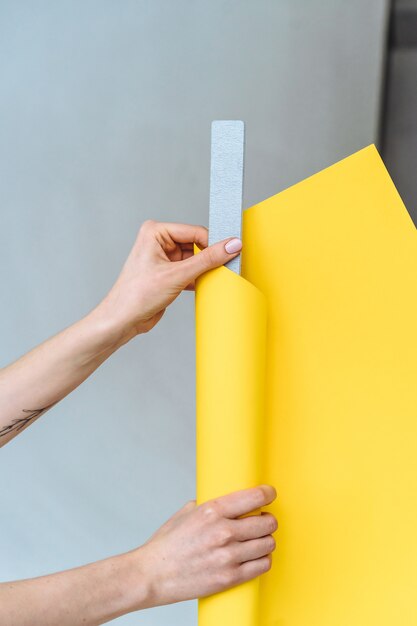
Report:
208,120,245,275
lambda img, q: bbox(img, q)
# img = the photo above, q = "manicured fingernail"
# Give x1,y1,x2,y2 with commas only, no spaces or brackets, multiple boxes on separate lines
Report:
225,238,242,254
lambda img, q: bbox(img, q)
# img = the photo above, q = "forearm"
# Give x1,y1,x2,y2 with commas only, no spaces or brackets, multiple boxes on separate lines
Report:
0,302,130,446
0,551,151,626
0,487,278,625
0,220,240,446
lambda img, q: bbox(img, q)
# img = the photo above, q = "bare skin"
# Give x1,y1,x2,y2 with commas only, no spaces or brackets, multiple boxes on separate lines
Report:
0,220,278,624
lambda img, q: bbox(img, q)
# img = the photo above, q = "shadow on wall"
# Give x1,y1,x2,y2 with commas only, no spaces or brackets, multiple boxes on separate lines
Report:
381,0,417,226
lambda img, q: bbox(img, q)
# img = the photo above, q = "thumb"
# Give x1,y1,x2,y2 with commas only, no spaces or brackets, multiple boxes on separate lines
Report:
177,237,242,286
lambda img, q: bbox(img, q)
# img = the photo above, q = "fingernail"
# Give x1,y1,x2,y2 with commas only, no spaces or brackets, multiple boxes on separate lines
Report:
225,238,242,254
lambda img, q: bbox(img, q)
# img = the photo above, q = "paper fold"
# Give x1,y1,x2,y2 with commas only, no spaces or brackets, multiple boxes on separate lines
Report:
195,263,267,625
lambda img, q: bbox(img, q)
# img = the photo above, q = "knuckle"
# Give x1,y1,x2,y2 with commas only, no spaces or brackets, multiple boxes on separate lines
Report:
218,546,234,566
263,518,276,535
266,535,276,552
141,219,156,231
216,568,235,588
215,524,233,546
200,500,220,520
202,247,217,269
232,568,244,586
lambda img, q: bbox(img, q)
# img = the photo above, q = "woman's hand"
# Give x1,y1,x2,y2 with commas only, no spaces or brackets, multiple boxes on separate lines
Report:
96,220,243,344
0,485,277,625
129,484,278,607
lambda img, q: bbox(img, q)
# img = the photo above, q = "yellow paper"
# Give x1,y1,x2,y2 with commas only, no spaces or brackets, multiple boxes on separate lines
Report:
195,262,267,624
196,144,417,625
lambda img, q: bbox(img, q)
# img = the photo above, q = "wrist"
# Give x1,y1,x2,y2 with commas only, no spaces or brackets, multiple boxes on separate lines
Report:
78,551,154,622
120,548,157,611
84,300,137,354
127,542,182,609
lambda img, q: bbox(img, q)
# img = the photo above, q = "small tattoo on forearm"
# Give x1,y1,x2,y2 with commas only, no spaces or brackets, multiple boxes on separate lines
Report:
0,404,55,438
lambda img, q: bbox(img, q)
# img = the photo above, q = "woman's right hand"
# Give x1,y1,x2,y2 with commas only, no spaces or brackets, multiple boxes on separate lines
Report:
131,485,278,607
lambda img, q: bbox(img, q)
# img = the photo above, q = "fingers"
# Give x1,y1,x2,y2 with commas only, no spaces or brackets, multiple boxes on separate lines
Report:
148,490,277,602
133,220,242,288
204,485,277,520
230,512,278,541
159,222,209,248
137,220,209,250
235,534,276,563
238,555,273,582
176,237,243,286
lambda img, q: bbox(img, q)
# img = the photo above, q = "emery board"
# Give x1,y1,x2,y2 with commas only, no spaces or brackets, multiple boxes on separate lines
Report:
208,120,245,275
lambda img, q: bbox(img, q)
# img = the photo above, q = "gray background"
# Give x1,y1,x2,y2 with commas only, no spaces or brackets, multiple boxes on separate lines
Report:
0,1,390,624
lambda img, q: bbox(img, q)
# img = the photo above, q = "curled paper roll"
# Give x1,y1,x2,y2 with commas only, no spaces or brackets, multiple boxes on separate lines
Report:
195,261,267,625
194,145,417,625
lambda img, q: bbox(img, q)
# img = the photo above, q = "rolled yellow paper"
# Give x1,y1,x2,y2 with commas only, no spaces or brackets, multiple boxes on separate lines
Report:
195,144,417,624
195,261,267,625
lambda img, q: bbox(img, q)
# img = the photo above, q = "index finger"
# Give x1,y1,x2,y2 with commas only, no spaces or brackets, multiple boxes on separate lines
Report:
158,222,209,249
210,485,277,519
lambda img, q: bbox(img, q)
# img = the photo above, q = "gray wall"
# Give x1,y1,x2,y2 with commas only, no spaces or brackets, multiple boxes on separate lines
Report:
0,2,388,624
